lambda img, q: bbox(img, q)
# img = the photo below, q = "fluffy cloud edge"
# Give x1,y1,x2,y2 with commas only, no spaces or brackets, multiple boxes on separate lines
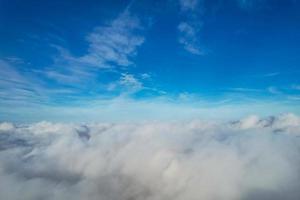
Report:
0,113,300,200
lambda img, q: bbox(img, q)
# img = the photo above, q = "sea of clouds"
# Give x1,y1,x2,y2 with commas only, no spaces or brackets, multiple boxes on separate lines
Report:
0,113,300,200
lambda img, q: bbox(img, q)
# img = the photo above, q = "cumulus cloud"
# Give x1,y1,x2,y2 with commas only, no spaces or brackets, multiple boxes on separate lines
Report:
0,113,300,200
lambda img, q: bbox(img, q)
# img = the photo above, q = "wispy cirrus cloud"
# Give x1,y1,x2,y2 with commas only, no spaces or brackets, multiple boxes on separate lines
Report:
291,84,300,90
2,57,300,123
250,72,281,79
46,9,145,85
227,87,263,93
106,73,144,94
261,72,280,77
0,60,41,104
177,0,203,55
176,0,272,55
0,59,92,106
178,22,202,55
179,0,199,11
237,0,267,9
81,10,145,68
267,86,282,95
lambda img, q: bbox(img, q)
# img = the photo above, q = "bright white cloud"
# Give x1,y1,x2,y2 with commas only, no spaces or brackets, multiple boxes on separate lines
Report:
0,114,300,200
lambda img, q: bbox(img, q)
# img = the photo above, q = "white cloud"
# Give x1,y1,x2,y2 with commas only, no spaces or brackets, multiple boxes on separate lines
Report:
46,9,145,85
0,122,15,132
227,87,263,93
177,1,203,55
0,114,300,200
237,0,266,9
177,0,269,55
81,10,144,67
2,93,300,123
179,0,199,11
0,60,27,85
105,73,144,95
178,22,202,55
119,73,143,92
291,84,300,90
0,9,149,105
263,72,280,77
4,56,25,65
0,60,91,106
267,86,281,95
0,60,41,103
140,73,151,80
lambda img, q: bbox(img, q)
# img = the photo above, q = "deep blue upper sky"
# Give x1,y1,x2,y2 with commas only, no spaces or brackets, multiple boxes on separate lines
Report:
1,0,300,122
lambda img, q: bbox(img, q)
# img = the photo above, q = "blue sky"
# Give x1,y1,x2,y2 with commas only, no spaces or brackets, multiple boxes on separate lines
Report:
1,0,300,122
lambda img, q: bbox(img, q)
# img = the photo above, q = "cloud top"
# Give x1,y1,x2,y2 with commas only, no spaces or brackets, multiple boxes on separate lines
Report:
0,113,300,200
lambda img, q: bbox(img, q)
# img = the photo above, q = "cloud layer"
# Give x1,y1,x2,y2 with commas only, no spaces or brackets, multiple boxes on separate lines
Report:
1,114,300,200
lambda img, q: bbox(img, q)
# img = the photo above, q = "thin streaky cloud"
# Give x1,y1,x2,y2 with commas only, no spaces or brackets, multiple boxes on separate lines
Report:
177,0,203,55
227,87,263,93
262,72,280,77
291,84,300,90
268,86,282,95
45,9,145,85
178,22,203,55
252,72,280,78
179,0,199,11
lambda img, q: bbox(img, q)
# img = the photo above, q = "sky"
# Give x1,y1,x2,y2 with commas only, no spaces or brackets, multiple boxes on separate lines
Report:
1,2,300,199
1,0,300,122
